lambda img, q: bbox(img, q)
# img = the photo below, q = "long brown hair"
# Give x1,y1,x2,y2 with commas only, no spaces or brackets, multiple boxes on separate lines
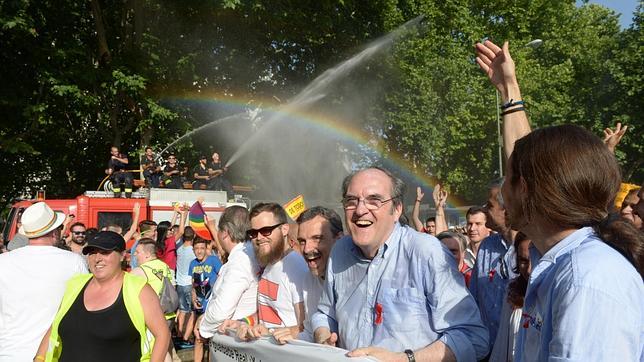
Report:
510,125,644,276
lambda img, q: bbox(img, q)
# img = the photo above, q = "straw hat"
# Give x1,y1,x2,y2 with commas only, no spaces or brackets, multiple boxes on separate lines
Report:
18,202,65,238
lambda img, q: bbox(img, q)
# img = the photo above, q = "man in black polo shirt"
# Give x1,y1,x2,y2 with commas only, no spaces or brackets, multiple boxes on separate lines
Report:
208,152,234,199
107,146,133,198
162,153,183,189
192,155,211,190
140,147,162,188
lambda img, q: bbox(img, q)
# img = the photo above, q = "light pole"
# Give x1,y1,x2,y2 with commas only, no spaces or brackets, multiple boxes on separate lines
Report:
495,39,543,178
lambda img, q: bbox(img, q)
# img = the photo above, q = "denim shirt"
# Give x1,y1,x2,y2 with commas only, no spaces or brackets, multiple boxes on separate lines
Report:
469,233,516,349
516,227,643,362
311,223,489,361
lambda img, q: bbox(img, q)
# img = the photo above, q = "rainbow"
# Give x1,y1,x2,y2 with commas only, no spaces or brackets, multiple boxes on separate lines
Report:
160,92,472,215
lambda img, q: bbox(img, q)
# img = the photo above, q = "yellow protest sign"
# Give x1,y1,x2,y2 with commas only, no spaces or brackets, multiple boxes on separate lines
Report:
284,194,306,220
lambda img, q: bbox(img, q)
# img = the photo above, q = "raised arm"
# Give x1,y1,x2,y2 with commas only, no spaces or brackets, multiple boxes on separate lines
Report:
174,205,188,240
476,40,531,159
433,184,449,235
123,202,141,242
62,214,75,244
412,187,426,232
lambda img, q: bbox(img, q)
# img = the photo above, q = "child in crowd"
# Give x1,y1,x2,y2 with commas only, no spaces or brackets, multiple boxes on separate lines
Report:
189,237,222,362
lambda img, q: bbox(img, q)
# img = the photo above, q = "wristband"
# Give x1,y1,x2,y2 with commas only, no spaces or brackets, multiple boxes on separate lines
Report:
238,315,255,326
500,99,524,110
404,349,416,362
501,106,525,116
35,356,45,361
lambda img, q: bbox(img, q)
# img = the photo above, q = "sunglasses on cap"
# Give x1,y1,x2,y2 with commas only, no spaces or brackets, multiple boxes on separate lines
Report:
246,223,284,239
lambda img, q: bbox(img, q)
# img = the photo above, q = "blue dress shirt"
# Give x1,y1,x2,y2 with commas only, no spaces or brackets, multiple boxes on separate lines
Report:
469,233,517,350
311,223,489,361
516,227,643,361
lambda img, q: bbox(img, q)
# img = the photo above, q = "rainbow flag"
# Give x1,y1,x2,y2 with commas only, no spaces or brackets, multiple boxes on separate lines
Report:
189,201,212,240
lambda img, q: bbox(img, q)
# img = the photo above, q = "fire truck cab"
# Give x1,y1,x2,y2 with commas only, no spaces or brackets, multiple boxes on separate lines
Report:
2,189,246,246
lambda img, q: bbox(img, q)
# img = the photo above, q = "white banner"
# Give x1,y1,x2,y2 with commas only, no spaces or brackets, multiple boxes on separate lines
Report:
209,333,375,362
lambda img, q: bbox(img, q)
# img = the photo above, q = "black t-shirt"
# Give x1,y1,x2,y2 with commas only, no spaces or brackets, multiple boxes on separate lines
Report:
58,281,140,362
209,162,224,175
108,153,128,172
140,155,159,171
164,163,180,177
193,164,209,179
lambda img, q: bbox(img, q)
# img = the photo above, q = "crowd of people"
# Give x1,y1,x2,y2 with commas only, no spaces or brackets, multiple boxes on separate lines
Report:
109,147,234,199
0,39,642,362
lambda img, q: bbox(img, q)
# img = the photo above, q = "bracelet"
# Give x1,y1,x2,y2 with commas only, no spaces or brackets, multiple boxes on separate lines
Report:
238,315,255,326
500,99,524,110
404,349,416,362
35,356,45,361
415,199,421,203
501,106,526,116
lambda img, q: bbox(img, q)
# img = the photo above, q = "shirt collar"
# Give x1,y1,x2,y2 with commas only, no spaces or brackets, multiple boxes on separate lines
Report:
540,227,594,263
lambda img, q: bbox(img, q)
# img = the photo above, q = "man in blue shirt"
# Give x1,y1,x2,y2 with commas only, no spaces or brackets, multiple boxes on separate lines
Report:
312,167,489,361
469,181,516,351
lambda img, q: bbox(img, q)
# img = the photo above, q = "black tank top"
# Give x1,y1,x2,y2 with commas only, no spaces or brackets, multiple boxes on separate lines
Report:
58,281,141,362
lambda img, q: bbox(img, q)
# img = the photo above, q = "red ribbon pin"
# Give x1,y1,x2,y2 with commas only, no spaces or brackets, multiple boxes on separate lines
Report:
375,303,383,325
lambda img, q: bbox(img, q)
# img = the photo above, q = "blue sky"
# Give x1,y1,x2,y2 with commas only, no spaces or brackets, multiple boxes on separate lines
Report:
579,0,640,28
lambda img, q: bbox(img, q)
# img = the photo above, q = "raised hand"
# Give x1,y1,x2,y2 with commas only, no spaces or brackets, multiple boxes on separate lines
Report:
433,184,448,209
603,122,628,154
475,40,518,100
416,186,425,202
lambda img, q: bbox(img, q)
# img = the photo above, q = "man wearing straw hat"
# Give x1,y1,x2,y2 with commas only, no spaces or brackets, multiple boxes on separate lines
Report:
0,202,87,361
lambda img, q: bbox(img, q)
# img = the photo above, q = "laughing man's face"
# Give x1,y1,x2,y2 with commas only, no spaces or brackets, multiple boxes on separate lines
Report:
344,169,401,259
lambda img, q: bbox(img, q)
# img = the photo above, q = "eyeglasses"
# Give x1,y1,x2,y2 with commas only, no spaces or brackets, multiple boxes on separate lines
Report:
72,231,86,235
246,223,284,239
341,196,398,210
168,157,176,160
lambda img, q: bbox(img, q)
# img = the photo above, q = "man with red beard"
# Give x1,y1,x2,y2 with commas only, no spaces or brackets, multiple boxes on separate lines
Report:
223,203,309,341
271,206,343,343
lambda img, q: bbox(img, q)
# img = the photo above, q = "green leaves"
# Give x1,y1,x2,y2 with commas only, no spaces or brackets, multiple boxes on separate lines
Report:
0,0,640,204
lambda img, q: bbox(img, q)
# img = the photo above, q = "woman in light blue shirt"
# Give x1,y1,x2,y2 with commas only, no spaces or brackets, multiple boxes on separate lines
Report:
476,39,643,361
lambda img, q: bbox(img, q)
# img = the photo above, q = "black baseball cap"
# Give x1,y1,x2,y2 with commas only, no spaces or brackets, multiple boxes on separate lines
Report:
82,231,126,254
199,155,207,160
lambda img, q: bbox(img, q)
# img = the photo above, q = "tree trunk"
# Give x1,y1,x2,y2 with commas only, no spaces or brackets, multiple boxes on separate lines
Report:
90,0,111,65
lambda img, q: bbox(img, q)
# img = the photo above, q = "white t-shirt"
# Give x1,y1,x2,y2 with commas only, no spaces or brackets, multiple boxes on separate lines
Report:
199,241,259,338
257,251,308,329
0,246,88,361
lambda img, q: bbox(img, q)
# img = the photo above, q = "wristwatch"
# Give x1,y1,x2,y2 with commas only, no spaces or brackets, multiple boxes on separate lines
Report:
404,349,415,362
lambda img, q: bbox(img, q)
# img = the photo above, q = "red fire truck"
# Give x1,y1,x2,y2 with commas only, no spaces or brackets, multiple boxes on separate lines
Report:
2,189,247,246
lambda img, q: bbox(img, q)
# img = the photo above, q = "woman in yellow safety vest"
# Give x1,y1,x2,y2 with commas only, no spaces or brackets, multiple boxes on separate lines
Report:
34,231,170,362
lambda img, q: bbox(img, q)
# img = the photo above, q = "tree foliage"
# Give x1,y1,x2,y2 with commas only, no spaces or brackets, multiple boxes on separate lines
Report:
0,0,641,205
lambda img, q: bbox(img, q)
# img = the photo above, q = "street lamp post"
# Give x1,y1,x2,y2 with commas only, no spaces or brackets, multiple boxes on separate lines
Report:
495,39,543,178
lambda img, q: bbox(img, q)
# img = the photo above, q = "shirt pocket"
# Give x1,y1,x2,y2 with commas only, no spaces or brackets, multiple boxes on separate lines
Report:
379,287,427,333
